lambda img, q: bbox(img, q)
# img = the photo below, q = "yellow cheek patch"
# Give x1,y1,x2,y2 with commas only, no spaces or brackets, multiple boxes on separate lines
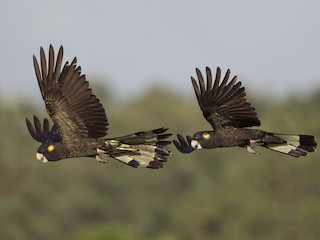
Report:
202,132,211,140
47,145,55,152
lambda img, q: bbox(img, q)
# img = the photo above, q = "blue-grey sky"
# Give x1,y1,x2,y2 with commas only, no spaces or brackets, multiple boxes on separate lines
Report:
1,0,320,103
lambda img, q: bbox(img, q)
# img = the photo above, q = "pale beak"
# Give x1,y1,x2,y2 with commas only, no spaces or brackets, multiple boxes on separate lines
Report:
36,153,48,163
191,140,202,149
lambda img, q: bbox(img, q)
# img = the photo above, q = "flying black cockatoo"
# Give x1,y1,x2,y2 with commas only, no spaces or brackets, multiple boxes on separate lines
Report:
173,67,317,157
26,45,172,169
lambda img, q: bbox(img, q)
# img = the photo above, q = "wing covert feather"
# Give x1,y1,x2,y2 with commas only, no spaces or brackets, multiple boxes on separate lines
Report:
192,67,260,130
33,45,108,141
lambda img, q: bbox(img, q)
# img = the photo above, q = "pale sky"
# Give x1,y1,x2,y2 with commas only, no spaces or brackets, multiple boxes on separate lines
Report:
1,0,320,103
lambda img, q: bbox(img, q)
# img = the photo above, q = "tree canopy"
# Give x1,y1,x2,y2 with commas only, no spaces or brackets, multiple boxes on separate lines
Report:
1,84,320,240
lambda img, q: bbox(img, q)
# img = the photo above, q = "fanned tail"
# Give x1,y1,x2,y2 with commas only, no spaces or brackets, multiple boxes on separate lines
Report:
261,133,317,157
103,128,172,169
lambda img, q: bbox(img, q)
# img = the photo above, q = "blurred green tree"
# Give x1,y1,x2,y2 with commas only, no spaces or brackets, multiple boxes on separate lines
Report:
0,82,319,240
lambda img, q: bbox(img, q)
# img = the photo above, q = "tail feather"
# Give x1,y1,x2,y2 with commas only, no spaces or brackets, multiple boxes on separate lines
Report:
262,133,317,157
109,128,170,144
104,128,172,169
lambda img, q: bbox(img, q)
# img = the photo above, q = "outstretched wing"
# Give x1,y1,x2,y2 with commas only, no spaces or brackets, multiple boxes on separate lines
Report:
173,134,194,153
26,116,61,143
33,45,108,142
191,67,260,130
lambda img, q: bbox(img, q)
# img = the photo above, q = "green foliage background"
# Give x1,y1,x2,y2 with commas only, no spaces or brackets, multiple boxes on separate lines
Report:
1,84,320,240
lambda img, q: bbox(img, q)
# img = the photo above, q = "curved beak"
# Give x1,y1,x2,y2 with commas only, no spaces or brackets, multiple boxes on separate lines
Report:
191,140,202,149
36,153,48,163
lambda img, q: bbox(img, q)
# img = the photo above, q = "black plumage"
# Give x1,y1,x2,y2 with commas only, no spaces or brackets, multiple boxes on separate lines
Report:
26,116,60,143
26,45,172,168
174,67,317,157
